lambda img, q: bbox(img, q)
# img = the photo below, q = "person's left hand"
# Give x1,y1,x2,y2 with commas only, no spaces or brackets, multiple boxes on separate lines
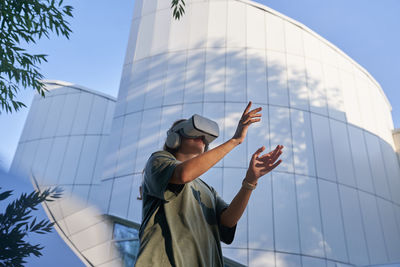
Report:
245,145,284,184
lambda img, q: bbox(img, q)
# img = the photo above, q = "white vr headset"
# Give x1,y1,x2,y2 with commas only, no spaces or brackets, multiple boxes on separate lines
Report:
165,114,219,149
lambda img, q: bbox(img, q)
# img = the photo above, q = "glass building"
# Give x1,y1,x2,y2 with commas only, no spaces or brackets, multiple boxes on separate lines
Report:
10,0,400,266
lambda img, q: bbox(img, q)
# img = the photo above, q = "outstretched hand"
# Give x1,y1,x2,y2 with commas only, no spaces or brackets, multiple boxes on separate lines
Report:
232,101,262,145
245,145,284,184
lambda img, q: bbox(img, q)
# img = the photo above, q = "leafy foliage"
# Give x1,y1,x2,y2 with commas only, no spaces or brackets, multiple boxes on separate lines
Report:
0,0,73,114
0,186,63,267
171,0,185,20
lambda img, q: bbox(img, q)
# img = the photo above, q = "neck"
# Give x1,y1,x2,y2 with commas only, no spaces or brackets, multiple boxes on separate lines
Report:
174,151,199,162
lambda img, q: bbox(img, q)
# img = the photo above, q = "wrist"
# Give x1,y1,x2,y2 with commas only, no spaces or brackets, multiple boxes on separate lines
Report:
242,178,257,190
229,138,241,146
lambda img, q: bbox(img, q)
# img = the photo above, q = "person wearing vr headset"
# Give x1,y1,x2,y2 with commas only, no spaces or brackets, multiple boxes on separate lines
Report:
135,101,284,267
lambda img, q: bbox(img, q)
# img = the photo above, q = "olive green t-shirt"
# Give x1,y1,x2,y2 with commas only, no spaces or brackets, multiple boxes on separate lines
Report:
135,151,236,267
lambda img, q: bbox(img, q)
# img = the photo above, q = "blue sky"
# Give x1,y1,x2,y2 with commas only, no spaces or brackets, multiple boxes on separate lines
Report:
1,0,399,171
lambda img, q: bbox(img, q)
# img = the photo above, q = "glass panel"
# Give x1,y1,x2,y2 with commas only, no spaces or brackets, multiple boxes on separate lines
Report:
169,5,189,52
323,63,346,121
273,172,300,253
347,125,374,193
269,106,294,173
124,18,140,66
380,140,400,205
339,185,369,266
310,114,336,182
376,198,400,262
338,70,361,126
71,92,93,135
101,116,124,180
247,104,269,163
246,6,265,49
75,136,101,184
128,174,143,224
267,51,289,107
109,176,133,218
203,103,225,167
92,136,109,183
102,101,115,134
287,54,309,111
223,167,247,248
42,95,65,138
303,31,321,61
126,58,151,113
18,140,39,176
354,74,377,134
207,1,227,48
318,179,348,262
200,167,223,195
301,256,326,267
249,250,275,267
116,112,142,177
163,52,186,106
226,1,245,48
265,13,284,52
248,173,273,250
182,103,202,121
144,54,169,109
296,175,325,257
42,137,68,185
204,48,226,102
135,108,162,173
275,252,301,267
158,105,183,149
226,49,246,102
134,13,155,61
364,132,390,199
358,190,388,264
329,120,356,187
188,2,209,49
222,248,247,266
284,21,303,56
30,96,52,139
224,102,247,168
247,49,268,104
305,58,328,116
150,9,170,56
87,96,108,135
184,49,206,103
32,138,53,185
290,109,315,177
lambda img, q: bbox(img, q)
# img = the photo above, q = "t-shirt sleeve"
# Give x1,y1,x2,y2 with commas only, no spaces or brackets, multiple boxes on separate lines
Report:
144,151,181,201
214,189,237,245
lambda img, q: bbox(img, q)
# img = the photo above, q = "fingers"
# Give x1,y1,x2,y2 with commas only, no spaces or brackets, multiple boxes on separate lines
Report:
242,101,252,117
252,146,265,159
259,145,283,160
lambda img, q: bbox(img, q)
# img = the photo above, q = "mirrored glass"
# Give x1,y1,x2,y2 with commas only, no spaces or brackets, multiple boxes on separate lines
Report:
226,1,245,48
318,179,348,262
290,109,315,177
144,54,169,109
20,97,39,142
203,103,225,167
102,101,116,134
248,173,273,250
338,70,361,126
18,140,39,176
301,256,326,267
247,104,269,164
247,49,268,104
376,198,400,262
267,51,289,107
226,49,246,102
200,167,222,194
124,18,140,66
354,74,376,134
158,105,183,149
188,2,209,49
305,58,328,116
380,140,400,205
109,176,133,218
184,49,206,103
347,125,374,193
32,138,52,185
303,31,321,61
101,116,124,180
295,175,324,257
87,96,108,135
126,59,151,114
135,108,162,173
269,106,294,173
224,102,247,168
69,221,113,251
329,120,356,187
223,167,247,248
247,6,265,49
222,248,247,266
265,13,284,52
182,103,202,121
249,250,275,267
151,9,170,56
273,172,300,253
287,54,309,111
75,136,101,184
169,7,189,52
128,174,143,224
364,132,390,199
30,96,52,139
134,13,155,61
71,93,94,135
207,1,227,48
275,252,301,267
339,185,369,266
42,95,65,138
358,190,388,264
323,63,346,121
284,21,303,56
310,114,336,182
42,137,69,185
204,48,226,102
163,52,186,106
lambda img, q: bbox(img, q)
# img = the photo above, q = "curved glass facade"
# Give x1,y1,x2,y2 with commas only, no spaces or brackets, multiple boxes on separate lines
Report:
10,0,400,266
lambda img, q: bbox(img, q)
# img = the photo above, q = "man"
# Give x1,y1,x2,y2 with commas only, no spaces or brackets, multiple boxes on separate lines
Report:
135,101,283,266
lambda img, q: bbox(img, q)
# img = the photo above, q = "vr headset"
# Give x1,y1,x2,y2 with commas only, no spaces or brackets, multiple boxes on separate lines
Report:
165,114,219,149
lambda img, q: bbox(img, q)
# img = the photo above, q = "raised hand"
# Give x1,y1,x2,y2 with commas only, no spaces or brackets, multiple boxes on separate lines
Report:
232,101,262,145
245,145,284,184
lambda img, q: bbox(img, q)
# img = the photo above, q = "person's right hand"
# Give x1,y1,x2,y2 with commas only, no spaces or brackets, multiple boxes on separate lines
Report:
231,101,262,145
